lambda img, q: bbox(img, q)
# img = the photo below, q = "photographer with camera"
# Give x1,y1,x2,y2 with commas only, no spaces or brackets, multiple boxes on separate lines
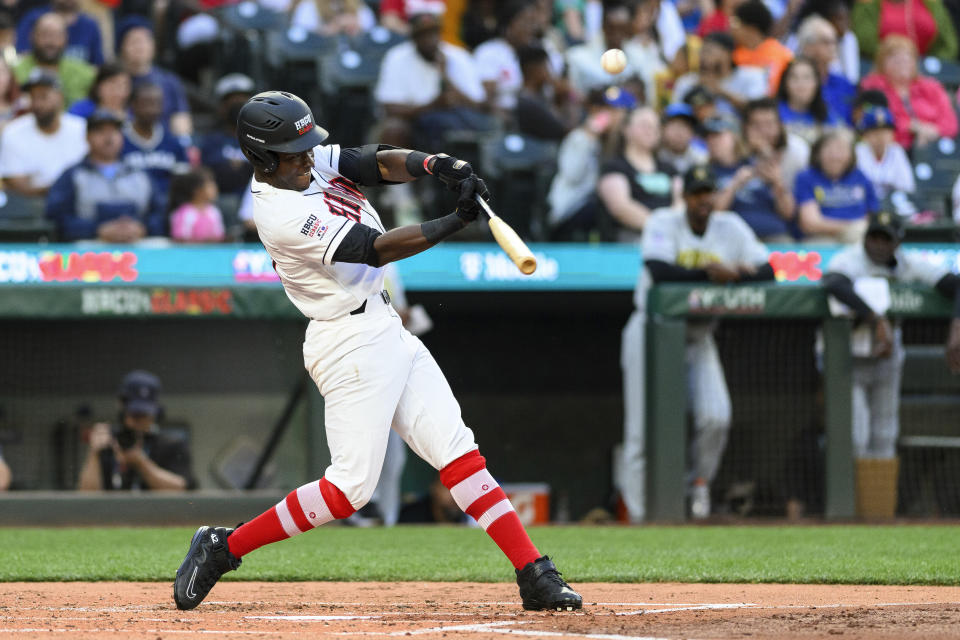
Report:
77,370,195,491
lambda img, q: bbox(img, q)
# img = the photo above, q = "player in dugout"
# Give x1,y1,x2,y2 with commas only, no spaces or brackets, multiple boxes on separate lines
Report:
620,165,775,522
822,212,960,474
171,91,582,613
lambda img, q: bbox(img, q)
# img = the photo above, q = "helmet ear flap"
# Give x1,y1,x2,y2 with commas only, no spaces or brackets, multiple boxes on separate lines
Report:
241,145,279,174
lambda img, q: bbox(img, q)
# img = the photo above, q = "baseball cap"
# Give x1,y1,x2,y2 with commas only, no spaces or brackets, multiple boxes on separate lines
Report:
603,86,637,109
409,12,442,33
115,15,153,53
683,165,717,194
857,105,895,133
21,68,61,91
866,211,904,240
683,85,716,108
119,370,161,416
663,103,696,126
86,108,125,130
702,115,740,135
215,73,256,100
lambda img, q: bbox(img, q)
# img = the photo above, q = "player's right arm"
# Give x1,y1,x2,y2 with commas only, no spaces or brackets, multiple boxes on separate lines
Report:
331,149,490,266
822,253,893,357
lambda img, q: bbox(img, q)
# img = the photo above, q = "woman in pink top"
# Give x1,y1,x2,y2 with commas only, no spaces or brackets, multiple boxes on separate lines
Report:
168,167,225,243
859,35,958,149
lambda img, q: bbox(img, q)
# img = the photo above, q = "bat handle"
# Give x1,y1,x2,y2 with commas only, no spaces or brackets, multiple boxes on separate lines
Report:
475,194,496,219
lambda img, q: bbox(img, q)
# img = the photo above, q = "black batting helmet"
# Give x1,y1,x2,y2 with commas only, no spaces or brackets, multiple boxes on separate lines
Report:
237,91,329,174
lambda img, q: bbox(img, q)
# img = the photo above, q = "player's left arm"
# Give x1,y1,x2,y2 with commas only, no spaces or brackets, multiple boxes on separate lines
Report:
332,146,490,266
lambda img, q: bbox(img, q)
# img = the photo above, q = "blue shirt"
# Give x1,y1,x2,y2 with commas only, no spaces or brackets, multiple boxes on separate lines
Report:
794,166,878,222
712,161,792,239
199,131,253,195
121,123,189,199
132,68,189,126
778,101,843,128
822,72,856,124
16,7,103,65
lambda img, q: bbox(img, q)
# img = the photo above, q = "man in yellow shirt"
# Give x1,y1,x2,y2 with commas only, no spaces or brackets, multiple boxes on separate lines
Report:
15,12,95,106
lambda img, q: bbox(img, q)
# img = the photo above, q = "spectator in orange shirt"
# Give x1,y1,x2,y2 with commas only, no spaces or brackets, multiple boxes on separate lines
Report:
731,0,793,95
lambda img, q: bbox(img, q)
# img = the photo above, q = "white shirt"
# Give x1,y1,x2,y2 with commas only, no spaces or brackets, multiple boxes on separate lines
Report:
636,207,769,311
0,112,88,188
781,132,811,190
855,140,914,201
655,0,686,62
252,144,387,320
827,244,946,286
375,40,485,108
473,38,522,110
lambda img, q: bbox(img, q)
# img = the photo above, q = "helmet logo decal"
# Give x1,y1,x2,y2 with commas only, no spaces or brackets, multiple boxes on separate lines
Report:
294,114,314,136
246,133,265,143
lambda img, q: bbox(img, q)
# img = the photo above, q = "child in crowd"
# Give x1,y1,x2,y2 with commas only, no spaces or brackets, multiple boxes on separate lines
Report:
854,105,914,202
168,168,225,243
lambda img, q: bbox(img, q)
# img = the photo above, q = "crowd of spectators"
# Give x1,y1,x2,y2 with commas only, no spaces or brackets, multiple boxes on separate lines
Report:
0,0,959,244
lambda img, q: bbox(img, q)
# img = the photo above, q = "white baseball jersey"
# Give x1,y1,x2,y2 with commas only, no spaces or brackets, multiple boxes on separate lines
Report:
252,144,387,320
826,244,947,287
636,207,770,310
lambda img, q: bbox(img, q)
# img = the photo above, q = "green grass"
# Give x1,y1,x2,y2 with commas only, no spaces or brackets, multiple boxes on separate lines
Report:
0,525,958,584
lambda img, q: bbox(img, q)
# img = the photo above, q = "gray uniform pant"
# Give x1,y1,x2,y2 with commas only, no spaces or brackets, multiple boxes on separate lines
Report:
620,311,732,522
852,343,905,459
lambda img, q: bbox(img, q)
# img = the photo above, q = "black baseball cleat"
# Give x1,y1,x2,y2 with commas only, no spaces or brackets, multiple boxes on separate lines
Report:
173,525,241,610
515,555,583,611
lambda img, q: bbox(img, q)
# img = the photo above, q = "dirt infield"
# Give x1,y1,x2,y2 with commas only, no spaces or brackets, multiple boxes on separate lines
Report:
2,582,960,639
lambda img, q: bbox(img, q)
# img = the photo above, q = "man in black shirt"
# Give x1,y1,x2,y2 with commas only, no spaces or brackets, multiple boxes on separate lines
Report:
77,370,194,491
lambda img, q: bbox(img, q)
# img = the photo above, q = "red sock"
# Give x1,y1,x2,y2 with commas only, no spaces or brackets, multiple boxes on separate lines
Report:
439,449,540,570
228,477,355,558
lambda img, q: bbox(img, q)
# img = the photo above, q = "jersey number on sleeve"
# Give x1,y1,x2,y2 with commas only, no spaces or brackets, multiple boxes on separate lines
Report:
324,178,365,223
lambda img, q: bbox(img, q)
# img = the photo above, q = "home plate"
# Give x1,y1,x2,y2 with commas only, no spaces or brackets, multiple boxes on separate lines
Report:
245,615,380,621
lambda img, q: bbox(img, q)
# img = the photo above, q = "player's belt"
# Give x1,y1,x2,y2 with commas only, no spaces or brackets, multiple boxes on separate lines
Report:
349,290,391,316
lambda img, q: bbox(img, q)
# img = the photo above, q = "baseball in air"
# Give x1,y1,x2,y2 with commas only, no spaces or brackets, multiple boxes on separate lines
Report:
601,48,627,74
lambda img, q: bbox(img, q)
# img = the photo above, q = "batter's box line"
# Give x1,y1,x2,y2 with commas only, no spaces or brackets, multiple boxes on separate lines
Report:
331,620,701,640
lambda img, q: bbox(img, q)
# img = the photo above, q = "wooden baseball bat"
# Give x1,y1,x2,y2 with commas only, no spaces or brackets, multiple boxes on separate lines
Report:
475,195,537,275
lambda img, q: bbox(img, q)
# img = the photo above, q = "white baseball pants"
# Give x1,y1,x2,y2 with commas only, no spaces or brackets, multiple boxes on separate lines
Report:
303,291,478,509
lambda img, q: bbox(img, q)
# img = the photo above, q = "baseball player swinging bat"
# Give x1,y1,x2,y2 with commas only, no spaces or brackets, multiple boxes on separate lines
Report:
475,195,538,275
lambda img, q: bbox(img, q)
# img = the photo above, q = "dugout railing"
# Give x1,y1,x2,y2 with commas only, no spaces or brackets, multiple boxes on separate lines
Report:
642,283,954,521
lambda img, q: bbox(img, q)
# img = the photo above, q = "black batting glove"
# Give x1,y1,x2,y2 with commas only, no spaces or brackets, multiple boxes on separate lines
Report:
432,154,474,191
454,175,489,222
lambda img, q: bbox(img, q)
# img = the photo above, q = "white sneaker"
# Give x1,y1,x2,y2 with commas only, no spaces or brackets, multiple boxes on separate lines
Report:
690,481,710,520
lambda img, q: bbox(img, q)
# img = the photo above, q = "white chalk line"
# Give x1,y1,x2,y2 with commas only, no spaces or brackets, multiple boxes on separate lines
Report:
246,614,378,621
331,620,689,640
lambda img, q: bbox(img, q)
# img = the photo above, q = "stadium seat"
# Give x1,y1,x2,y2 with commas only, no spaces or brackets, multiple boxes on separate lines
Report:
479,133,558,239
264,28,336,105
910,137,960,224
316,44,386,145
0,190,55,241
218,1,286,32
352,26,406,56
922,56,960,92
214,2,287,88
319,46,383,93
